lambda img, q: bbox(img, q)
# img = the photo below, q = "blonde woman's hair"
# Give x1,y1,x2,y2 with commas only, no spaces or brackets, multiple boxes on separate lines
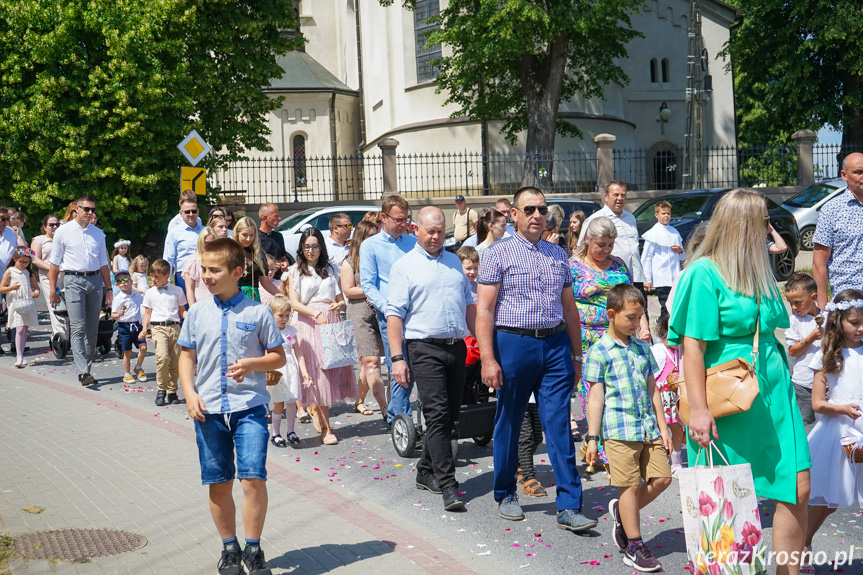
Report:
233,216,266,272
131,254,149,274
195,227,218,262
566,210,586,253
576,216,617,259
691,188,779,299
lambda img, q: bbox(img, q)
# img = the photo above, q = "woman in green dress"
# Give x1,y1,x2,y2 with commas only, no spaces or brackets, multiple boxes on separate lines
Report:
669,189,810,575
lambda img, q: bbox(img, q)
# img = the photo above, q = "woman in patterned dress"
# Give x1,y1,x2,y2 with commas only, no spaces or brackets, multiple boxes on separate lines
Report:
569,217,648,461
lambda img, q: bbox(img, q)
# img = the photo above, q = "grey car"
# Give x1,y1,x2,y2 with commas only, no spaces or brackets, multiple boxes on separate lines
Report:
781,178,846,250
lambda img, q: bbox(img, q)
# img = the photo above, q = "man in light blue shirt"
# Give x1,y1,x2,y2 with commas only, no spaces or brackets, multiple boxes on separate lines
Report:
163,198,204,300
360,195,418,424
387,206,476,511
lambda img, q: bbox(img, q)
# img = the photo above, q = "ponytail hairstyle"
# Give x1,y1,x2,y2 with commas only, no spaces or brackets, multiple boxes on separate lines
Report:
476,209,505,244
820,289,863,374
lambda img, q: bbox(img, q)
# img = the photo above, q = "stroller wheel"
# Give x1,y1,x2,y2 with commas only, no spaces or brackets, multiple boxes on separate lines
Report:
391,413,418,457
98,341,112,356
473,432,492,447
51,333,69,360
114,337,123,358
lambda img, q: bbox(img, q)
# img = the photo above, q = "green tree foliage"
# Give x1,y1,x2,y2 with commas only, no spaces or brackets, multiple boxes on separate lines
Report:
724,0,863,151
0,0,302,239
381,0,642,186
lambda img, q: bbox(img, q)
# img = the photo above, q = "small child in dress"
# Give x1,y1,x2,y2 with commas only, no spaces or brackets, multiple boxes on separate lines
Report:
584,283,671,572
112,239,131,274
140,259,187,406
456,246,479,300
650,315,685,476
784,272,825,430
267,295,311,447
259,254,283,307
640,200,684,323
110,270,148,384
0,248,40,368
130,255,149,295
801,289,863,574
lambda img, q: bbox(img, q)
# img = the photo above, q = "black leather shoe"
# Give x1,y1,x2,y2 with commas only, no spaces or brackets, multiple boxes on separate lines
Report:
416,471,442,494
155,390,167,406
442,485,465,511
78,373,96,386
166,393,185,405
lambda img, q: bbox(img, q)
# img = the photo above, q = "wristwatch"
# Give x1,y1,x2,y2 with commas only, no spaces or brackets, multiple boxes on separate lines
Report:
571,354,583,362
391,355,406,362
585,435,601,443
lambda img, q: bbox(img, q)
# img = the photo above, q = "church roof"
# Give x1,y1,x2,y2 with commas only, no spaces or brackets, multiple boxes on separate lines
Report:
267,51,358,96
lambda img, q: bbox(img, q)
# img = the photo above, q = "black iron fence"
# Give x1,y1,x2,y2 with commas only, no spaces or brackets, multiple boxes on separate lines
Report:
209,155,384,204
396,150,596,198
209,141,863,204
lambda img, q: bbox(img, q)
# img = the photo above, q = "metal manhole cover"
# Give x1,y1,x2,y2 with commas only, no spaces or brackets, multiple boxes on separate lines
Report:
13,528,148,563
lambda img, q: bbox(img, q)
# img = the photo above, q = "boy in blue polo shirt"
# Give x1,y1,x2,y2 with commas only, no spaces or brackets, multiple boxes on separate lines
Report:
583,283,671,573
178,238,286,575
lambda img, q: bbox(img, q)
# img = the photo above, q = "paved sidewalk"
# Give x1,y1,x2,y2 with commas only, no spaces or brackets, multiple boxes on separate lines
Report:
0,365,499,575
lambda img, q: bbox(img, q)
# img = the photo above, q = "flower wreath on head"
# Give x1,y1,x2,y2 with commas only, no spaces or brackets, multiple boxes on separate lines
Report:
15,247,35,259
825,299,863,312
114,239,131,249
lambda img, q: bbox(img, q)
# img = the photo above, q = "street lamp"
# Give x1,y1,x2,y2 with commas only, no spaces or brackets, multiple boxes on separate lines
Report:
659,102,672,121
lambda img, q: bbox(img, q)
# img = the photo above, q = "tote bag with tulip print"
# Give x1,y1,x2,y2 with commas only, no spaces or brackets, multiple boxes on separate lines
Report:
678,443,767,575
319,320,358,369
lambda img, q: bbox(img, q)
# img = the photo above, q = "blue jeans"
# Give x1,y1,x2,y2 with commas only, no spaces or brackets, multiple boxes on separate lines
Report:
194,404,269,485
492,329,583,513
377,311,413,423
174,273,188,310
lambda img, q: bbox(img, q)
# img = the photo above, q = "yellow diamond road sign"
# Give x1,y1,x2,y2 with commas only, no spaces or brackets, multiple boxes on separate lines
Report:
181,167,207,196
177,129,211,166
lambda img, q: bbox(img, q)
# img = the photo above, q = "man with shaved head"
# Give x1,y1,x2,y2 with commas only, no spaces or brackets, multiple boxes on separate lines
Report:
387,206,476,511
258,202,291,267
813,152,863,309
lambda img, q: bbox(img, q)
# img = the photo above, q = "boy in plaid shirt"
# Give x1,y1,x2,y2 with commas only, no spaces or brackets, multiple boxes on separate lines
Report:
584,283,672,573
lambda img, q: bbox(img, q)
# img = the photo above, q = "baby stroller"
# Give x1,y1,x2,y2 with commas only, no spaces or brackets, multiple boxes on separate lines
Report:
50,288,116,360
390,348,497,460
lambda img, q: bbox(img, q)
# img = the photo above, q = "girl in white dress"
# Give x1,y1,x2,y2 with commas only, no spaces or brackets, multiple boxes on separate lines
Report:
0,248,40,367
802,288,863,573
267,295,311,447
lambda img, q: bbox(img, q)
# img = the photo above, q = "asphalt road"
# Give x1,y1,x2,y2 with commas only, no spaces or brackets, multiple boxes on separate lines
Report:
3,258,861,575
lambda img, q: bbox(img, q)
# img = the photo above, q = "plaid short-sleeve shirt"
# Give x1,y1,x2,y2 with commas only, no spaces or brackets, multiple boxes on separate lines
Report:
478,233,572,329
582,333,660,442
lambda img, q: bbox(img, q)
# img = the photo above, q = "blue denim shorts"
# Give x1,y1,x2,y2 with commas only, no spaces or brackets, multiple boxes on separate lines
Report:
194,404,269,485
116,322,144,351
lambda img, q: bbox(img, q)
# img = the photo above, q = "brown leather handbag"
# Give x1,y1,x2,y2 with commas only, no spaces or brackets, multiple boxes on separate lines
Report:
677,312,760,427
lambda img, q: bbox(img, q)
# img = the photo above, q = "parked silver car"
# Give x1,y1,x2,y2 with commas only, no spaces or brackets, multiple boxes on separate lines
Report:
780,178,846,250
277,205,371,258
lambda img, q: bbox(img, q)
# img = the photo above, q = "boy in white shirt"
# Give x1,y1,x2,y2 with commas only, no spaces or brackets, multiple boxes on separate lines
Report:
640,201,684,323
110,270,148,384
141,258,187,406
784,272,824,430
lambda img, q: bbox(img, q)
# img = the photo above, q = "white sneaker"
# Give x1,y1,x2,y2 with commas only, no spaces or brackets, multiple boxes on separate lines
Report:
670,464,682,478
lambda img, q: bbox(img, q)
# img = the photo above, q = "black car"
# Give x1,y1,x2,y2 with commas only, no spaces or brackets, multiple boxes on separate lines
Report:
632,189,800,281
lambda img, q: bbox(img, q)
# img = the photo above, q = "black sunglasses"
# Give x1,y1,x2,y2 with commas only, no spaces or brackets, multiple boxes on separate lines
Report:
47,223,60,228
183,209,199,215
78,206,97,214
518,205,549,216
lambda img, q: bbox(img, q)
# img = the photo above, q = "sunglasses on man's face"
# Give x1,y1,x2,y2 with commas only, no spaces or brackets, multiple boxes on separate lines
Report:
0,217,7,222
183,209,199,215
518,205,549,217
78,206,96,214
335,223,353,230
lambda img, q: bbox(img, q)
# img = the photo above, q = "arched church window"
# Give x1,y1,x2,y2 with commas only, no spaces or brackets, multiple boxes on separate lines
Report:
650,59,658,83
293,134,307,188
661,58,670,83
414,0,441,82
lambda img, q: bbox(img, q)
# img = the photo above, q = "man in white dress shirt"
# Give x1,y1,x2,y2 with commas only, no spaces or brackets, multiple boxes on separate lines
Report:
324,213,352,270
578,180,647,315
48,196,113,386
163,197,204,299
166,190,202,234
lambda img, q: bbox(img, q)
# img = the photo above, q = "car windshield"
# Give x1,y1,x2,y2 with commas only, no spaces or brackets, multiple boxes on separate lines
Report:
277,209,317,231
784,183,840,208
634,194,712,221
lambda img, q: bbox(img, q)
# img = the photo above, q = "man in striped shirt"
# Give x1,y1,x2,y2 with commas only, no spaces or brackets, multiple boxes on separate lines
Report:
476,186,596,532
